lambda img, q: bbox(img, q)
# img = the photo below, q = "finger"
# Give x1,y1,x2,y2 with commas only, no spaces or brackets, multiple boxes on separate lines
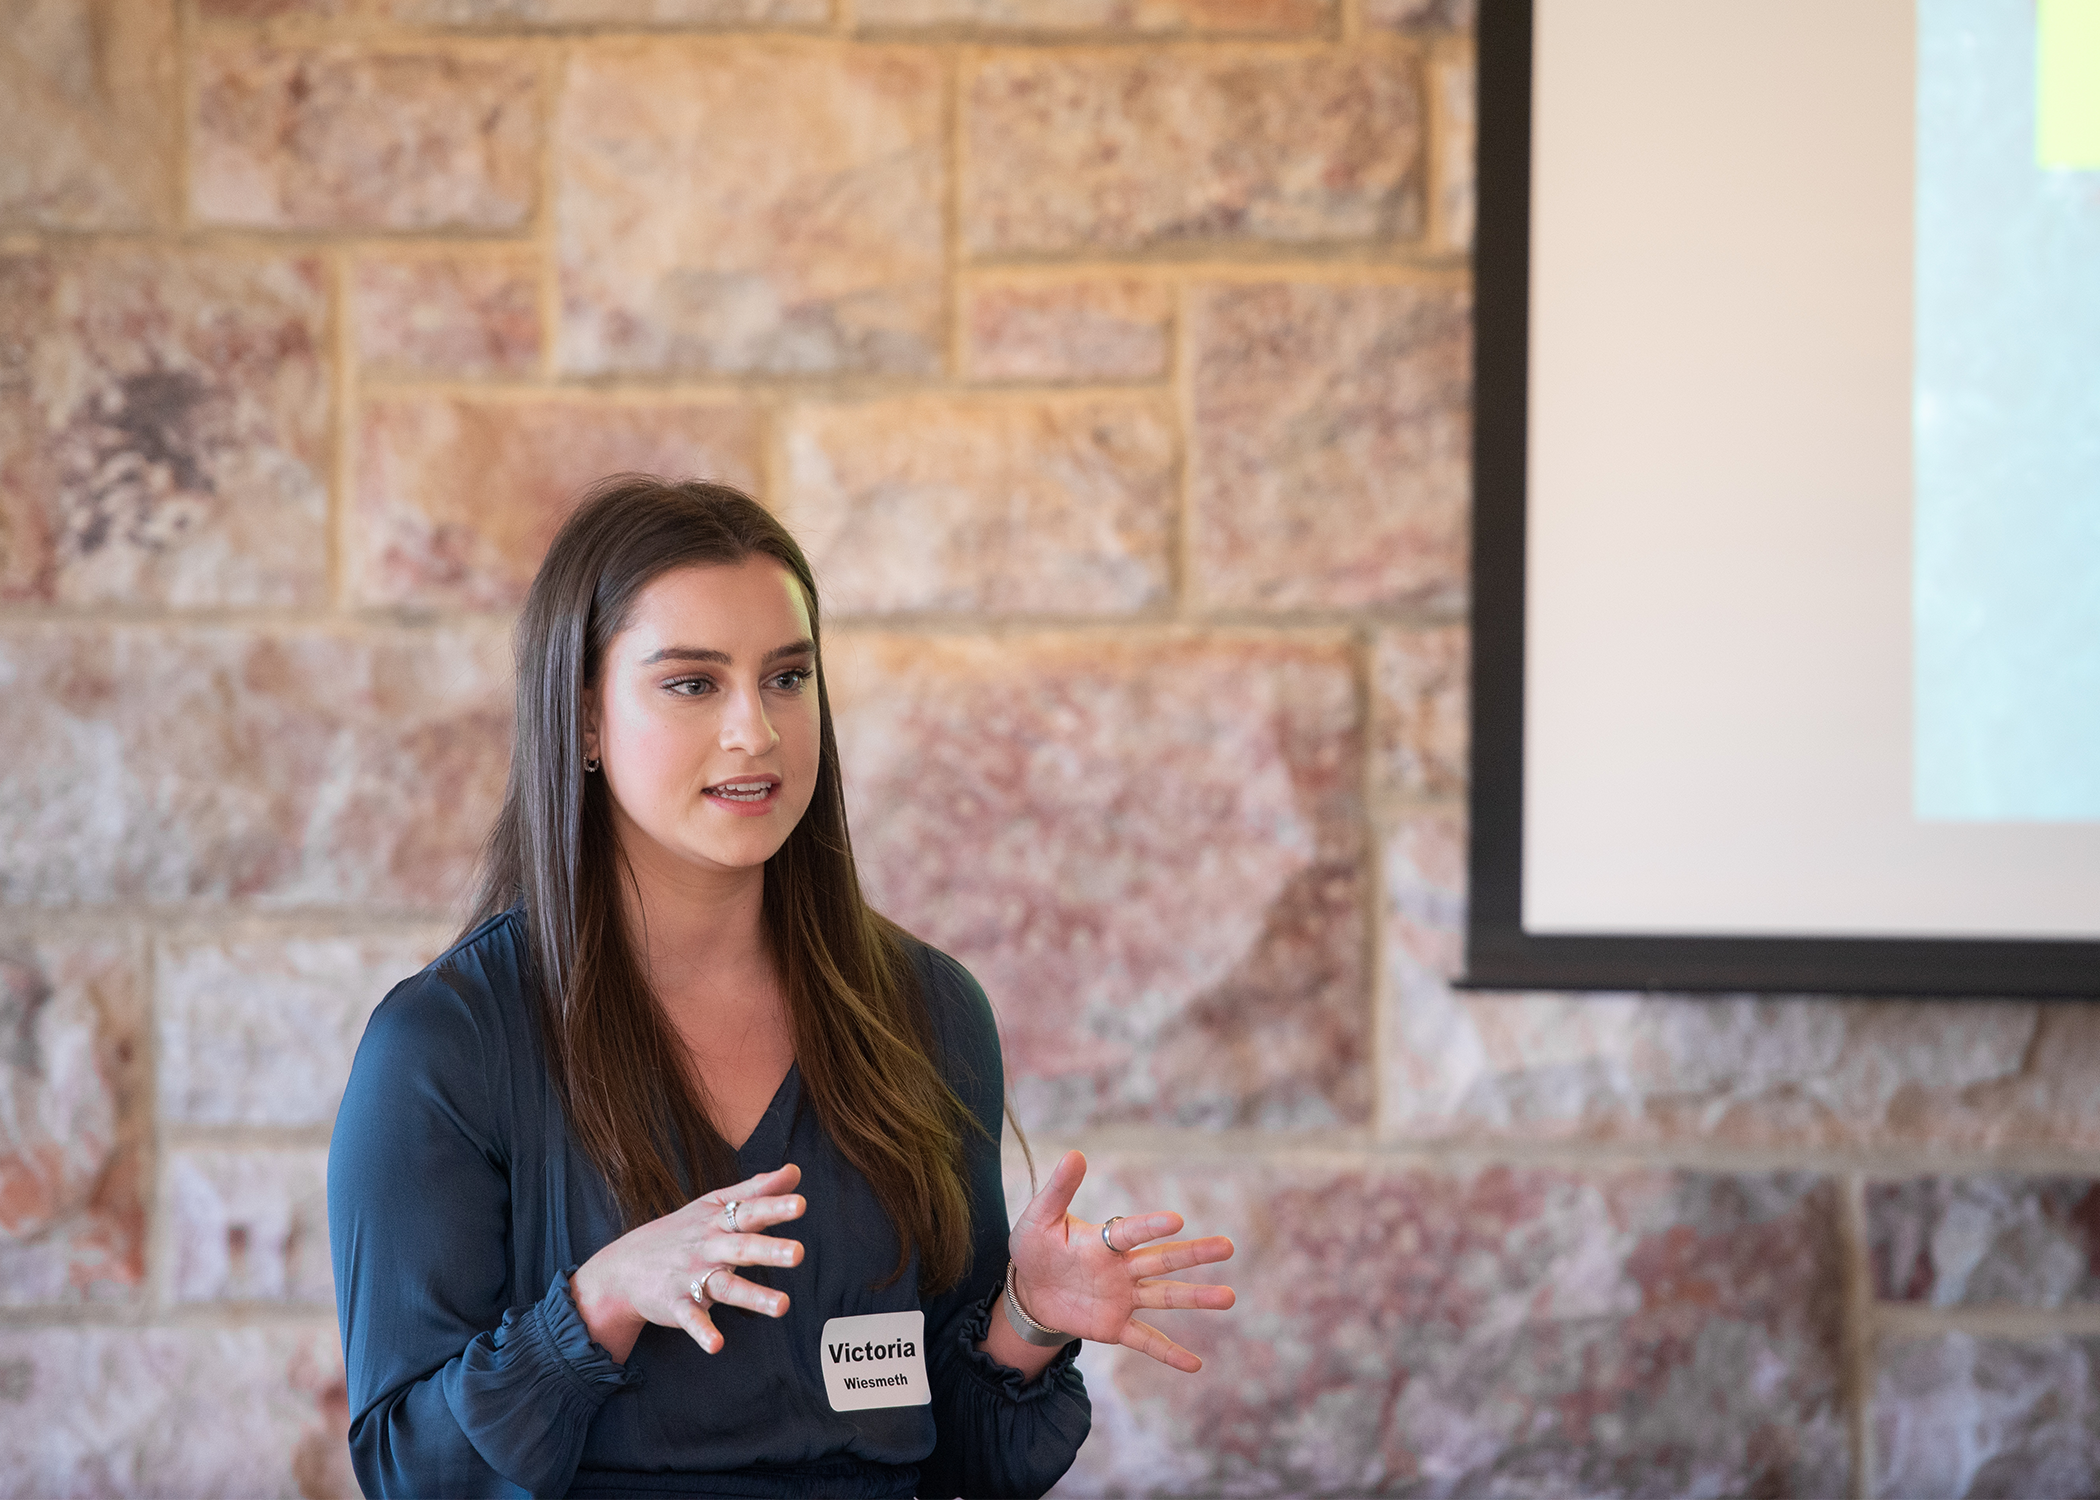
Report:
697,1163,803,1209
1119,1317,1202,1374
1127,1235,1236,1279
673,1297,724,1354
707,1194,808,1233
705,1271,790,1319
1016,1150,1087,1234
1106,1211,1182,1252
707,1231,806,1270
1134,1279,1236,1312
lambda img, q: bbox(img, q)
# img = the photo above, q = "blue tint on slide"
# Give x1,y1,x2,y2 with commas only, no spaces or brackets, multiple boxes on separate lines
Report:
1915,0,2100,820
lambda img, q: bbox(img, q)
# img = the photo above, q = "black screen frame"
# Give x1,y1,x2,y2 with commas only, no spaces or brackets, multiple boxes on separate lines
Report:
1463,0,2100,999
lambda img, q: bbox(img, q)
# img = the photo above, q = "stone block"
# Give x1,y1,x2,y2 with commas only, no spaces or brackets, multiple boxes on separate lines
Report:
0,626,511,908
158,934,444,1128
1053,1157,1847,1496
192,43,539,231
0,1323,352,1500
197,0,341,12
1379,809,2100,1149
960,277,1172,383
779,396,1176,616
352,252,543,378
0,251,329,608
1383,803,1465,981
859,0,1327,36
0,940,145,1306
1366,0,1473,31
1190,281,1469,612
1874,1334,2100,1500
1431,45,1476,252
353,396,763,610
169,1148,334,1305
963,52,1423,256
0,0,177,229
828,632,1366,1127
1373,624,1468,801
201,0,831,20
1870,1176,2100,1307
390,0,830,20
557,42,943,376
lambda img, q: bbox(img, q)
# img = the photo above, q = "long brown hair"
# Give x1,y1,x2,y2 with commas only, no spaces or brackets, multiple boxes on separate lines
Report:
467,476,978,1291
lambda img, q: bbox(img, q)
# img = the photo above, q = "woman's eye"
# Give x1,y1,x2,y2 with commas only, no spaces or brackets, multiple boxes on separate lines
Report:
666,677,715,696
769,669,811,691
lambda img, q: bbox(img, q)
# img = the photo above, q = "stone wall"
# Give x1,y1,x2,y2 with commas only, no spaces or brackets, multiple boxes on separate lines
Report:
2,2,2096,1495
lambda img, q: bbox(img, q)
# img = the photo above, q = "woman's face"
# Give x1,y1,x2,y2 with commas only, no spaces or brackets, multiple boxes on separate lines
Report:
585,558,821,884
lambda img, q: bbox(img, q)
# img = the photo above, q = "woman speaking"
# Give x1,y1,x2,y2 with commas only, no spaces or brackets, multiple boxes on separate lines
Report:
327,479,1236,1498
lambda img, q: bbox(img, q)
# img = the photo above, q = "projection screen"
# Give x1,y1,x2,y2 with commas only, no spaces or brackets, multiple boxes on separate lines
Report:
1466,0,2100,995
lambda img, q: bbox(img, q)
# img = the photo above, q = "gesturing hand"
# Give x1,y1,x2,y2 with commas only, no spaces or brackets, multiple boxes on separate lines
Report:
570,1163,808,1363
1007,1150,1235,1373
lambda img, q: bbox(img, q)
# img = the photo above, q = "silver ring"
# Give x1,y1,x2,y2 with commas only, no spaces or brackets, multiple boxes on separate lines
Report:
1101,1215,1127,1253
690,1266,728,1305
723,1200,741,1234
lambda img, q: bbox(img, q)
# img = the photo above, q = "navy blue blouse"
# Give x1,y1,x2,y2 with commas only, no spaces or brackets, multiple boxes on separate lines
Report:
327,910,1090,1499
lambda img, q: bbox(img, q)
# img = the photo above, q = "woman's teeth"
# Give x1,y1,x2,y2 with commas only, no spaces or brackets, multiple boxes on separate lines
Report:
710,783,771,802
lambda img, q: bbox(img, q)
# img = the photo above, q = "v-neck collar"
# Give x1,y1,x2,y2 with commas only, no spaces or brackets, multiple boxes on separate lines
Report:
732,1061,800,1164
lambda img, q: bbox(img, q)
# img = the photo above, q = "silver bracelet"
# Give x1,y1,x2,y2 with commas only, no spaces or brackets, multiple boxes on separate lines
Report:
1002,1261,1074,1348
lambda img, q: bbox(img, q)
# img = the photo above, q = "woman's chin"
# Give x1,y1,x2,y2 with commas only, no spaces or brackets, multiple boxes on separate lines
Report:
676,828,794,876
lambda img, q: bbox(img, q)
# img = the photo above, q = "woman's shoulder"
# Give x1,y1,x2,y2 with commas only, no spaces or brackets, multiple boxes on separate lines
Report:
335,911,541,1181
358,908,536,1077
896,931,1002,1088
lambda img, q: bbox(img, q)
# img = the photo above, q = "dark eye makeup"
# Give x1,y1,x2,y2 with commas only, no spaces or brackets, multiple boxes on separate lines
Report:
659,665,812,697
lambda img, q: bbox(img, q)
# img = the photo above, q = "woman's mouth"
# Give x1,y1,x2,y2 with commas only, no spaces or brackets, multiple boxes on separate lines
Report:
704,778,779,810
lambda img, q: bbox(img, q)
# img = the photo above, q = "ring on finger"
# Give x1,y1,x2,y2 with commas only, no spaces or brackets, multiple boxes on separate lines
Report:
723,1199,742,1234
690,1266,730,1306
1102,1215,1127,1254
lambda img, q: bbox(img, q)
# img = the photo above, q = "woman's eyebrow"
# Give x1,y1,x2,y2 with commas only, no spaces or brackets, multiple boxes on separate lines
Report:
638,639,814,666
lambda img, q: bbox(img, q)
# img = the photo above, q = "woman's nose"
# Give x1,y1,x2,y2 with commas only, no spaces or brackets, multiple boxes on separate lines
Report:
718,684,779,754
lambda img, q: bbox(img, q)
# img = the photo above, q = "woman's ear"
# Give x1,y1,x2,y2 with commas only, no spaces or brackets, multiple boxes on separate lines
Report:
582,681,602,766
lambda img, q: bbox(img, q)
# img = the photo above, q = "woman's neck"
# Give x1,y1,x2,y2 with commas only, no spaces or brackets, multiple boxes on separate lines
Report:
598,832,795,1152
610,833,776,1032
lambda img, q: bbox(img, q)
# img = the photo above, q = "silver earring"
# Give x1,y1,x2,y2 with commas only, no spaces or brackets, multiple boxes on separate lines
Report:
583,755,600,773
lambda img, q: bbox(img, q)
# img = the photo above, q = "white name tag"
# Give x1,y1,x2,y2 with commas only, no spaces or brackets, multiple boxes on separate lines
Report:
819,1310,931,1412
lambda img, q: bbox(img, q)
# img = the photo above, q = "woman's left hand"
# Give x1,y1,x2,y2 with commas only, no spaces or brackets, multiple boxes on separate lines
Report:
1007,1149,1235,1373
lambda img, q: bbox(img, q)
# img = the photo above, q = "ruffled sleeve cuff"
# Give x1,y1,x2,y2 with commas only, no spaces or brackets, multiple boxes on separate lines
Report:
439,1269,638,1494
536,1266,642,1394
920,1283,1091,1499
952,1281,1084,1400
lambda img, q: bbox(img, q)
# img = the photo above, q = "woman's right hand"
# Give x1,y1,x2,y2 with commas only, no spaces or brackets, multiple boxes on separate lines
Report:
569,1163,808,1361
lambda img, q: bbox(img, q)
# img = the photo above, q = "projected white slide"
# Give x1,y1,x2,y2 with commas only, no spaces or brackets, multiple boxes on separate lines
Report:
1524,0,2100,939
1915,0,2100,821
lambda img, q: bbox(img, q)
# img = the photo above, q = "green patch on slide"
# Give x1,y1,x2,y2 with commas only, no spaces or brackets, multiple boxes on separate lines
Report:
2038,0,2100,168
